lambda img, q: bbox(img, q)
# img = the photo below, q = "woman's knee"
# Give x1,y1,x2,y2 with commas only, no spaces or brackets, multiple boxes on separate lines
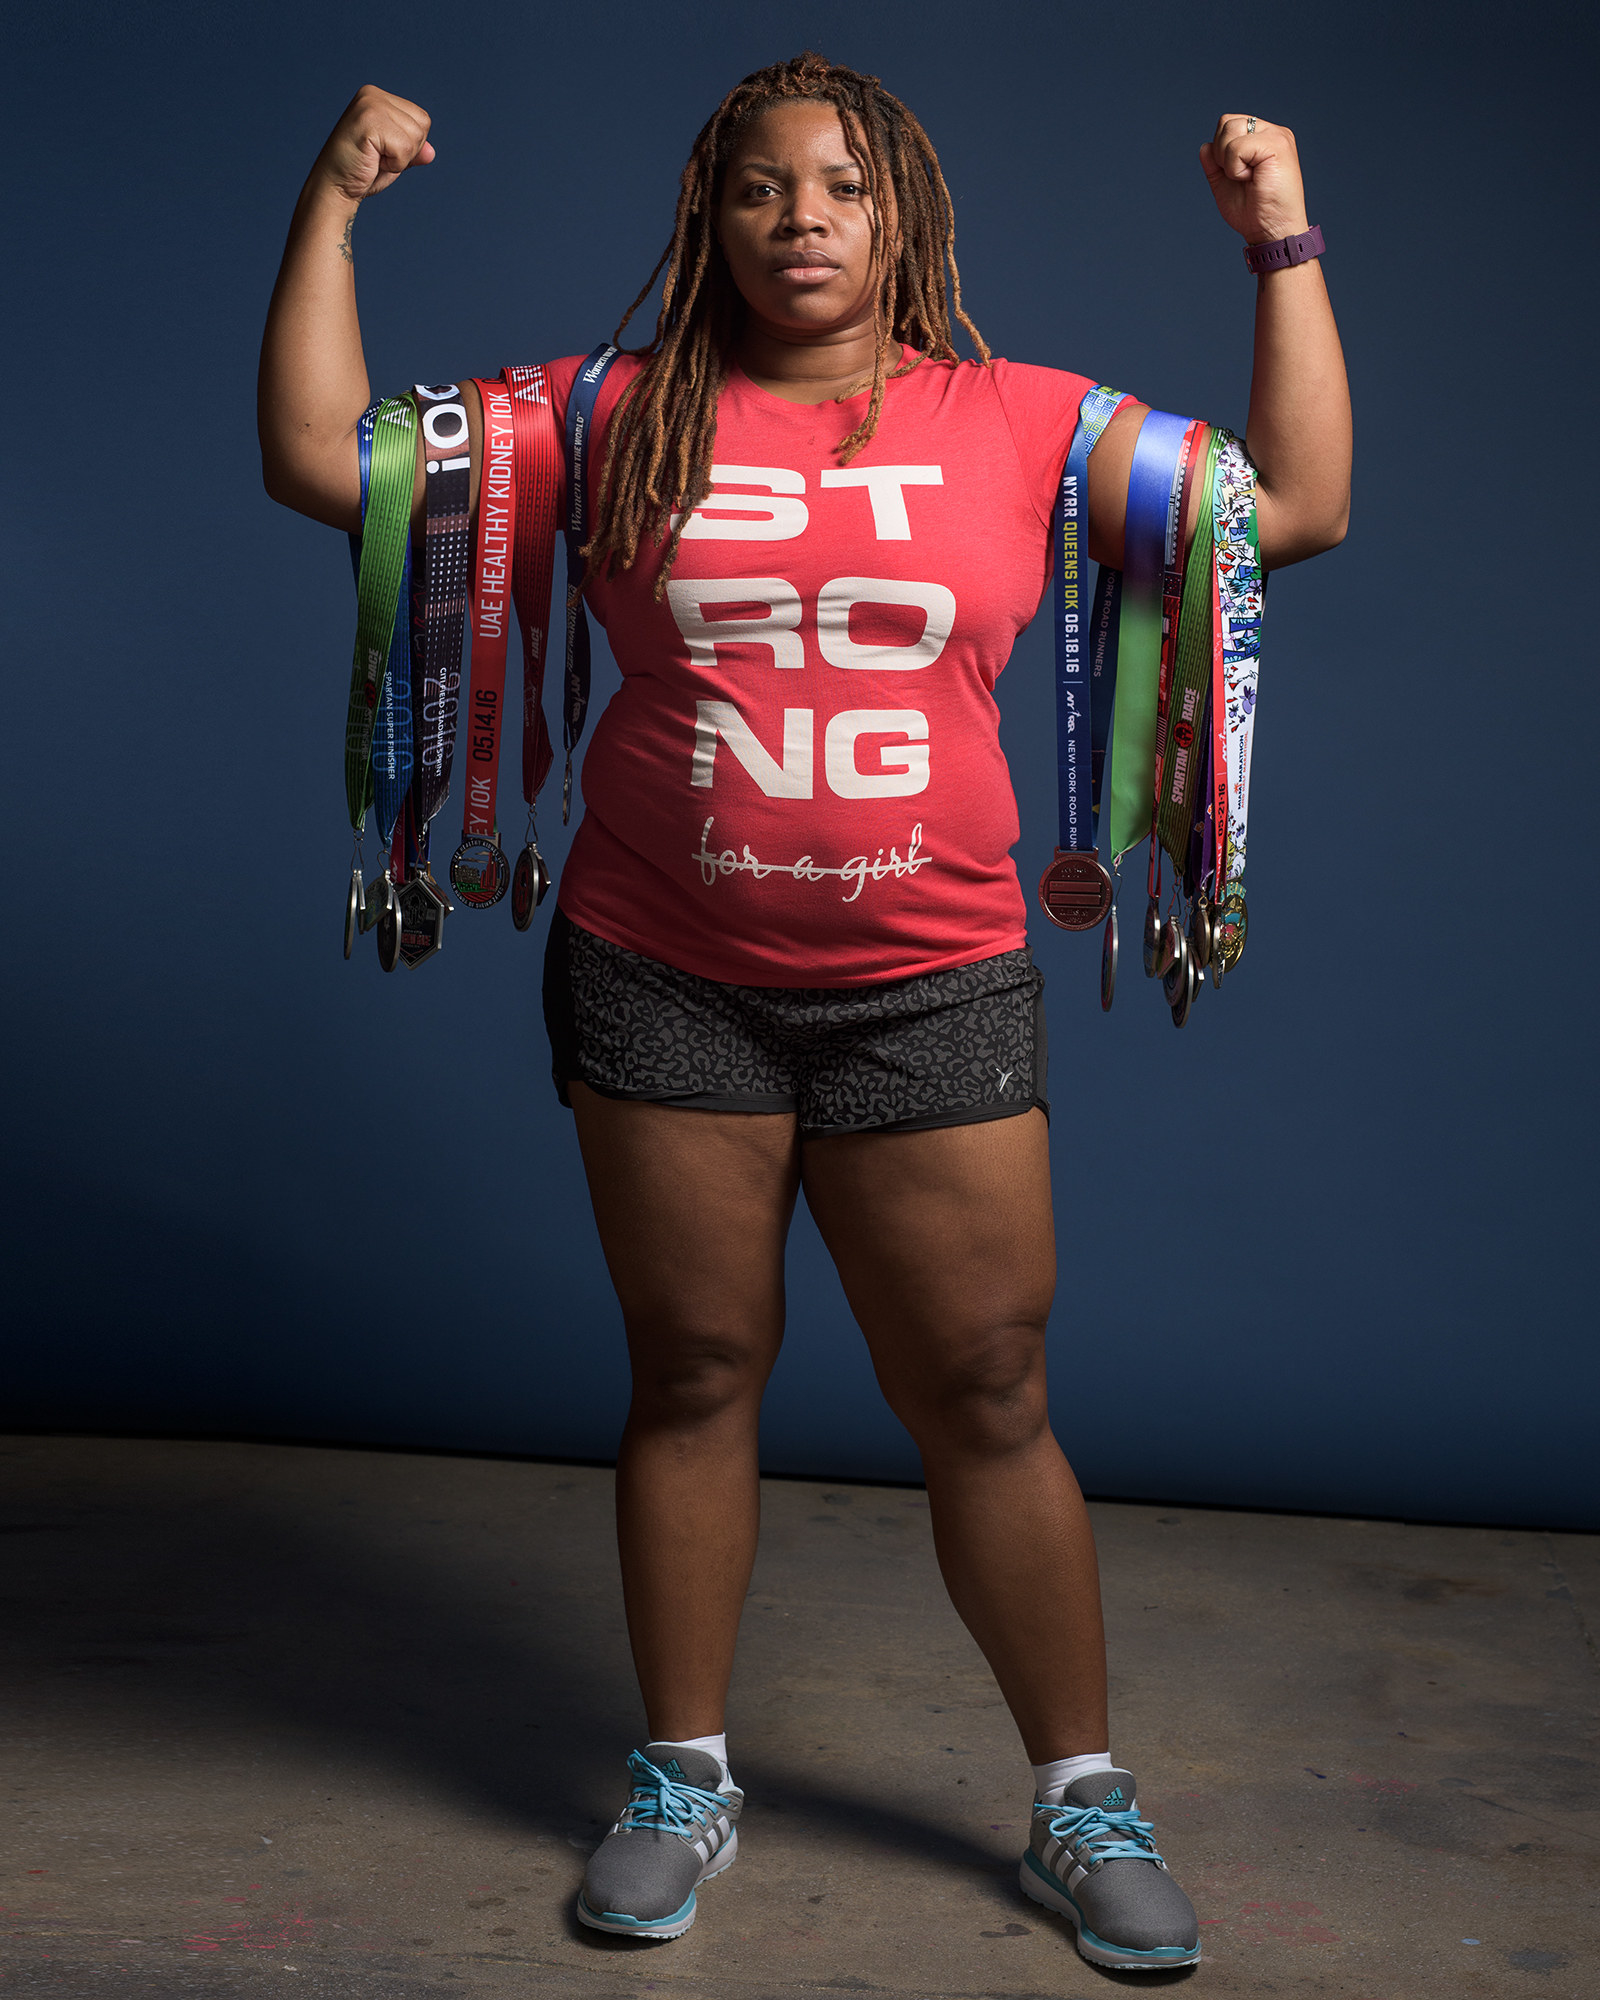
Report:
625,1317,778,1429
881,1319,1051,1455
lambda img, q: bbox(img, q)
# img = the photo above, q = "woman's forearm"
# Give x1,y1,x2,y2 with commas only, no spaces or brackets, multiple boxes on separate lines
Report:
258,178,370,531
1245,255,1351,568
256,86,435,533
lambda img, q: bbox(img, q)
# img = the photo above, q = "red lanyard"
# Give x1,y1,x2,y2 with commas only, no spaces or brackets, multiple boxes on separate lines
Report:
463,377,516,842
500,365,562,822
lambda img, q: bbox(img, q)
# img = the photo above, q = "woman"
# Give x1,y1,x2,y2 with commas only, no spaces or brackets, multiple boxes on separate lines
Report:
260,52,1349,1972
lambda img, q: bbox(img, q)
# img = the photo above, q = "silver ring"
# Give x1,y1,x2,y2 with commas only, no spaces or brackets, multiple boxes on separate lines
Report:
1245,115,1257,134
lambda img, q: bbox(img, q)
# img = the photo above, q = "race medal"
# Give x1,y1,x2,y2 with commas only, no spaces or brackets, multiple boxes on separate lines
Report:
1142,901,1162,978
511,841,551,931
1166,935,1193,1026
1037,848,1113,931
449,835,510,910
1213,886,1249,976
375,896,402,974
360,868,394,934
1189,890,1213,971
344,866,364,960
1100,907,1118,1013
1159,914,1183,978
397,872,450,969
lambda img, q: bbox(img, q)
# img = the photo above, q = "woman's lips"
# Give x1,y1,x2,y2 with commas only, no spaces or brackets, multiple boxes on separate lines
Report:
774,262,842,283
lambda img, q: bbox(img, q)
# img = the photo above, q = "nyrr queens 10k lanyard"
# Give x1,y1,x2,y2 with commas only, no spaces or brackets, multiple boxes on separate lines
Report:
408,383,473,867
1036,384,1126,933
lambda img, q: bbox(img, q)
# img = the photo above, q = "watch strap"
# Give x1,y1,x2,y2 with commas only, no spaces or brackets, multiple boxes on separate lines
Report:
1243,223,1325,275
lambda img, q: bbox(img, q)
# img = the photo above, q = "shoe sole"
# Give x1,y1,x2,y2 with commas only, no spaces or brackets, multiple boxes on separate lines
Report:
575,1828,738,1941
1019,1852,1201,1971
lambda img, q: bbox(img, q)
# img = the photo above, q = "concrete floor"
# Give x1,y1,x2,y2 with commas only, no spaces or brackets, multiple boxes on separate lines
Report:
1,1438,1595,1999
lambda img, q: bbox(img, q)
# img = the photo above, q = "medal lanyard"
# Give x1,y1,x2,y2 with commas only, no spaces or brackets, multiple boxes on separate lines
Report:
459,378,516,846
342,396,415,837
1154,428,1220,875
501,364,562,825
409,383,473,865
353,404,415,850
1105,409,1193,861
1052,385,1125,854
561,344,621,821
1211,431,1264,887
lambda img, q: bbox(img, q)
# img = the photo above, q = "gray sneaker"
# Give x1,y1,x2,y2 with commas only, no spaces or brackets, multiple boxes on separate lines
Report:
1019,1767,1200,1970
576,1744,742,1940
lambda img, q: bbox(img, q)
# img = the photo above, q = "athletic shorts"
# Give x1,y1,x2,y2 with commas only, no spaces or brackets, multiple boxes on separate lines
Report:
542,909,1048,1139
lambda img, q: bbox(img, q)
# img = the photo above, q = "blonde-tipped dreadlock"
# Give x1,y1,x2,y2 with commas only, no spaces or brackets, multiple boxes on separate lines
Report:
585,51,989,593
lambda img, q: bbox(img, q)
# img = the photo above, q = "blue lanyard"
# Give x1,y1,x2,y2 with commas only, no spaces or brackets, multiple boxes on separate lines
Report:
561,344,621,821
352,404,414,849
1105,408,1193,860
1053,385,1125,852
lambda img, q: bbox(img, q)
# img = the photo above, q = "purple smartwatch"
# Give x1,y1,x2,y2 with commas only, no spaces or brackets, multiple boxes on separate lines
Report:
1243,223,1325,275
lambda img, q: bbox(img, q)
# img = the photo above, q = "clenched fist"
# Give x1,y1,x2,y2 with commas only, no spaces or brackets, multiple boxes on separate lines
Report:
1200,114,1309,247
311,84,436,204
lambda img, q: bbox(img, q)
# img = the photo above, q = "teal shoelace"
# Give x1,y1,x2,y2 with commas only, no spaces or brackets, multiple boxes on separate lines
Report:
620,1751,727,1836
1037,1798,1166,1869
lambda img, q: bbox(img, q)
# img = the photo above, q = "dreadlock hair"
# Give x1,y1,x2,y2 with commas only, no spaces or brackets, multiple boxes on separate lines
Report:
584,50,990,594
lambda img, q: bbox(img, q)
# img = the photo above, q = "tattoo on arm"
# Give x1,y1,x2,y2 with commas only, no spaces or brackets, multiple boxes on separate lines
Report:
338,215,355,266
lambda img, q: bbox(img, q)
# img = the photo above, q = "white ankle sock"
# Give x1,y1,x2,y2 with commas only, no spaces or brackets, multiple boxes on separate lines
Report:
652,1732,731,1786
1030,1750,1116,1805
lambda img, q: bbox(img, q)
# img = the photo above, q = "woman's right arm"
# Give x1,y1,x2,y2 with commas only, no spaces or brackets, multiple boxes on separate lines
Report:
257,86,437,533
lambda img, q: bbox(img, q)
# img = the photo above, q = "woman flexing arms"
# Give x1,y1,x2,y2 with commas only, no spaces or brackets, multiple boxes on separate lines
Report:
260,52,1349,1973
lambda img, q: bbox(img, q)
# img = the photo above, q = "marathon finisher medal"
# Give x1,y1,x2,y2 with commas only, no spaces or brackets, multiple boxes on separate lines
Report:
397,872,451,969
449,835,510,909
1037,848,1114,932
511,839,551,930
1212,886,1248,979
1100,907,1118,1013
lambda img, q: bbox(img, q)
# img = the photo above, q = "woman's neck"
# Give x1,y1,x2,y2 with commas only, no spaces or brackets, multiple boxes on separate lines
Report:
734,315,902,406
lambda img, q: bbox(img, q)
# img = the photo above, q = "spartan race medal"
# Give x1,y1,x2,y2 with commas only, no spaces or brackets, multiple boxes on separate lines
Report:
397,872,450,969
1037,848,1114,931
450,835,510,909
344,865,364,960
1100,907,1118,1012
1213,885,1248,977
511,839,551,930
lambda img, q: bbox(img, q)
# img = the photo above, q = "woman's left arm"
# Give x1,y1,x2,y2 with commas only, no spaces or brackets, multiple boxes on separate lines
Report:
1205,112,1351,567
1087,112,1351,572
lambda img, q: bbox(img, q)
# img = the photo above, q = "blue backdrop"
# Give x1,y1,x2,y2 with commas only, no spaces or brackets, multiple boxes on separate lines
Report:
6,0,1594,1528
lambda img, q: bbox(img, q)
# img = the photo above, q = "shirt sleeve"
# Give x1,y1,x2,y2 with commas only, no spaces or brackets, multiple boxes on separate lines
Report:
989,359,1137,528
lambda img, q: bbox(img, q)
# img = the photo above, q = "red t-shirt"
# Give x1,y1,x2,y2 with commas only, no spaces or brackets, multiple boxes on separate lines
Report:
545,350,1110,986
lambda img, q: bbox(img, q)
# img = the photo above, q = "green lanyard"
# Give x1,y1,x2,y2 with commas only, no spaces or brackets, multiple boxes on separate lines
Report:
343,396,416,834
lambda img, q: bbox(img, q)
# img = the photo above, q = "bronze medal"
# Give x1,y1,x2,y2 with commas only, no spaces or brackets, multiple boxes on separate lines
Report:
1037,847,1113,932
512,841,552,932
1100,906,1118,1012
344,866,364,961
1213,885,1249,977
449,835,510,910
397,872,451,969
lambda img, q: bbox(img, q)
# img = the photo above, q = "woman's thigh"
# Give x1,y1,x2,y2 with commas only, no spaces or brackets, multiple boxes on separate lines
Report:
569,1084,802,1387
799,1110,1057,1422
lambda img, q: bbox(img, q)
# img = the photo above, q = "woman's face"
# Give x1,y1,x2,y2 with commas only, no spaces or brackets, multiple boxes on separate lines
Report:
716,101,889,338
